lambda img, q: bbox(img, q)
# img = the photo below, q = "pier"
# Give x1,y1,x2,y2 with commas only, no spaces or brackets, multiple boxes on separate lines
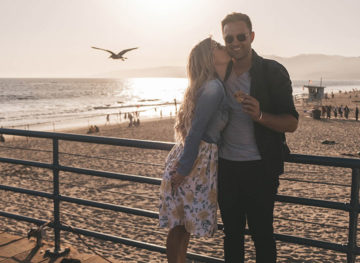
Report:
0,128,360,262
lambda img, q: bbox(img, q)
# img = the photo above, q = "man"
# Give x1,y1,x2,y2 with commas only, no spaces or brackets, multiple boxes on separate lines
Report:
218,13,299,262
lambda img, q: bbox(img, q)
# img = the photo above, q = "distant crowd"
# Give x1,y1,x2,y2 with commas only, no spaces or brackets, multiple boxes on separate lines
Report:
320,105,359,121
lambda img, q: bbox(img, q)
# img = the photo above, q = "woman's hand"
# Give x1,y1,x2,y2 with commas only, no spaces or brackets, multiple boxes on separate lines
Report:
171,172,186,190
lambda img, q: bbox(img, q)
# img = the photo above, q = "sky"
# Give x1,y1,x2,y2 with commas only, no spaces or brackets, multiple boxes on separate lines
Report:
0,0,359,77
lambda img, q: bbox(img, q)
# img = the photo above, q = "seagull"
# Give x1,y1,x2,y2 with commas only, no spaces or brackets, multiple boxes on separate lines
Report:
91,46,138,60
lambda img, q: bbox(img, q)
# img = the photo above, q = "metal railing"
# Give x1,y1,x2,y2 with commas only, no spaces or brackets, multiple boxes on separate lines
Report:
0,128,360,262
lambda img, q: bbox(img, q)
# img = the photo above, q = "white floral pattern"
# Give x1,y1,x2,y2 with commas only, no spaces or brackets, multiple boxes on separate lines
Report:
159,141,218,237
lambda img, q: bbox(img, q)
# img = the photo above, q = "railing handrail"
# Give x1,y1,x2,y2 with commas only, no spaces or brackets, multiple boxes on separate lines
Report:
1,127,360,262
0,128,174,150
1,128,360,168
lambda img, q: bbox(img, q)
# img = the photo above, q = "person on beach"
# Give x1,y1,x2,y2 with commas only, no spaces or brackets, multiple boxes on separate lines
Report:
217,13,299,262
326,105,331,119
159,37,231,262
105,114,110,125
355,106,359,121
344,105,350,119
339,105,343,118
321,106,326,118
333,106,338,118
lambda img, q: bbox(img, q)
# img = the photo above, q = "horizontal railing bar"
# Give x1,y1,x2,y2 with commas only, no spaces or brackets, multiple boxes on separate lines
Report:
276,194,350,211
3,193,352,233
60,195,158,219
274,232,360,254
280,177,350,187
0,184,53,199
60,151,164,167
0,128,174,151
274,216,348,230
59,194,225,230
288,154,360,169
6,193,350,232
59,224,224,263
0,210,48,226
0,180,352,213
0,181,352,213
59,165,162,185
2,210,358,259
1,128,360,168
0,211,223,263
0,157,53,169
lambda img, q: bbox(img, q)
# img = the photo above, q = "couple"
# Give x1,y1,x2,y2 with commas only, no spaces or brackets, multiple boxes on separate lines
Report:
159,12,299,263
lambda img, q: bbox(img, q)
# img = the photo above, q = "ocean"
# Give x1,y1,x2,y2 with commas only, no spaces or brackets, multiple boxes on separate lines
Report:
1,78,359,131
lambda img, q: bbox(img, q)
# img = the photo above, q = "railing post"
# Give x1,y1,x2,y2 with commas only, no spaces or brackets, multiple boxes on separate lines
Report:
347,168,360,263
45,138,69,257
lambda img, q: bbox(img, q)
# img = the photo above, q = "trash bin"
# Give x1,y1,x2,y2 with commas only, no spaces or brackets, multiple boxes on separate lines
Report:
312,109,321,119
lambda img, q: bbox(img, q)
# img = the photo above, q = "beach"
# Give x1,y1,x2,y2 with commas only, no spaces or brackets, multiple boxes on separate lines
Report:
1,90,360,262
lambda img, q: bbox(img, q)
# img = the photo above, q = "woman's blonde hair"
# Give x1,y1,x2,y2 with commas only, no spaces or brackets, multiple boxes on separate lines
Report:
174,37,216,143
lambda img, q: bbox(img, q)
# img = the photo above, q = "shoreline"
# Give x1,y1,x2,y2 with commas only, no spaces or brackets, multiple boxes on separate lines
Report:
1,79,360,134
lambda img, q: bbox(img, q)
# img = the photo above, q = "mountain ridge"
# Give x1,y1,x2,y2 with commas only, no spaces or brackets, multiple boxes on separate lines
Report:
98,54,360,80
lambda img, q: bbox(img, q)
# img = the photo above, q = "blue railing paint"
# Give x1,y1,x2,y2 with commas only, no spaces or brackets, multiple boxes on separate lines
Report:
1,128,360,262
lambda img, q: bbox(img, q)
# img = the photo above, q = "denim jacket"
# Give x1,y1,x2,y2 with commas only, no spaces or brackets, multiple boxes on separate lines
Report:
176,78,229,176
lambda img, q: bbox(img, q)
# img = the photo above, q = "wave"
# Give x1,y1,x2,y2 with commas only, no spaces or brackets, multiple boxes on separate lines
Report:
93,101,176,110
138,99,160,102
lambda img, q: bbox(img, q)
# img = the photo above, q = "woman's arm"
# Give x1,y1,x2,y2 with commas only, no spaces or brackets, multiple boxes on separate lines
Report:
176,80,224,177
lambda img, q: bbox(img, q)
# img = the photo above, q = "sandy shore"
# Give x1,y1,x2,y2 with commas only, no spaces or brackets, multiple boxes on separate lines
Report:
1,90,360,262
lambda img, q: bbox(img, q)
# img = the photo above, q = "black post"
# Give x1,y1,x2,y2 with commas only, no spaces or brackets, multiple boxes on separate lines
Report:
46,138,70,257
53,138,61,251
347,168,360,263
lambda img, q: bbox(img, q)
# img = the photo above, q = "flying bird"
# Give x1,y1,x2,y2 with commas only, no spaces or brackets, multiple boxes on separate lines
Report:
91,46,138,60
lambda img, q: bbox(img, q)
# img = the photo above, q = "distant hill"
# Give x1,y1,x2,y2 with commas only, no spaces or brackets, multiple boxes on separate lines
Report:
264,54,360,80
98,54,360,80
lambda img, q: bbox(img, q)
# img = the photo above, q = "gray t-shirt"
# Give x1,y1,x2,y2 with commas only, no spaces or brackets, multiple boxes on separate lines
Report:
219,71,261,161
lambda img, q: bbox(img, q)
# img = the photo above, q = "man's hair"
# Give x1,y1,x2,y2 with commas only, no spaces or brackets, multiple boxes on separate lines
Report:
221,12,252,32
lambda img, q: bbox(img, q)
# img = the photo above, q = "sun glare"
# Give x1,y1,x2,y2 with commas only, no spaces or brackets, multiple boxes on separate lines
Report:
131,0,190,13
110,0,191,17
124,78,188,102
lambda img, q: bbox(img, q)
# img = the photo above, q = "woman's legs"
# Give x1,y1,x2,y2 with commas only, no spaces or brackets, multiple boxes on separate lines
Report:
166,225,190,263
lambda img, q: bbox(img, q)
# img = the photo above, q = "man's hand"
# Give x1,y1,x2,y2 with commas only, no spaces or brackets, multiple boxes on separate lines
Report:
241,94,262,121
171,172,186,190
237,93,298,132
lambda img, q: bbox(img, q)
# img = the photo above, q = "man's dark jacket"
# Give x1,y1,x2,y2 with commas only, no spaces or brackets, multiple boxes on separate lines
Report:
248,50,299,181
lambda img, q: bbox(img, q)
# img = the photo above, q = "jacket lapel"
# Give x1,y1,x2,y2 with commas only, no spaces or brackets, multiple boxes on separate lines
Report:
249,50,262,100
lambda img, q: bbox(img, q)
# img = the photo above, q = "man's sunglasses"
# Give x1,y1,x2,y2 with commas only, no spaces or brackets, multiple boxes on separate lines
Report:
224,33,250,44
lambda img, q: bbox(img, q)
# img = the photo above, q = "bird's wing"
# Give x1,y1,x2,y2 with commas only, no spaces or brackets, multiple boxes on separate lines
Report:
117,47,138,56
91,47,116,55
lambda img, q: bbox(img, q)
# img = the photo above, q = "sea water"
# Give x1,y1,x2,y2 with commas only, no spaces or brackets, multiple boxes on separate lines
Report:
0,78,359,131
0,78,187,131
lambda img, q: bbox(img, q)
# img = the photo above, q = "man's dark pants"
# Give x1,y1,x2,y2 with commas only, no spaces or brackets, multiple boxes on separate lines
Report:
218,158,278,263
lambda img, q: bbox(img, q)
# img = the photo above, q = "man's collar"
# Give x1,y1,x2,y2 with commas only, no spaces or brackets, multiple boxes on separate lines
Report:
249,49,262,75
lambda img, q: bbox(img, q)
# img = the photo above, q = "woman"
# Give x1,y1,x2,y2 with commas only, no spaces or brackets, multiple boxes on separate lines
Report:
159,37,231,262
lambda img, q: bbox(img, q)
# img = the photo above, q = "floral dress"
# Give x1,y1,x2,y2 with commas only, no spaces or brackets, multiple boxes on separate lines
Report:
159,141,218,237
158,79,228,237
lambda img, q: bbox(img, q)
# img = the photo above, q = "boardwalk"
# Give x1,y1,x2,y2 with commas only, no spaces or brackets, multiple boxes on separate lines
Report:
0,232,115,263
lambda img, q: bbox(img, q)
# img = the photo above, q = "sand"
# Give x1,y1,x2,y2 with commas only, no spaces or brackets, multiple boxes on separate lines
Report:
1,90,360,262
